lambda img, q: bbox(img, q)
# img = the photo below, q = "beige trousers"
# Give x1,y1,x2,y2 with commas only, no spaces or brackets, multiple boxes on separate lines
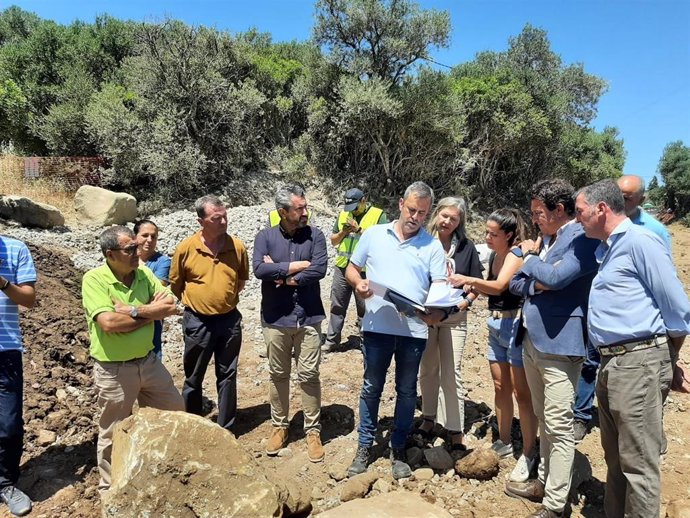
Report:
94,352,184,490
418,311,468,432
263,322,322,432
522,332,583,512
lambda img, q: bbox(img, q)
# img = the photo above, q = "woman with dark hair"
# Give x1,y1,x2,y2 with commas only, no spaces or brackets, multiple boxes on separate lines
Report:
415,196,482,451
452,208,538,482
134,219,171,359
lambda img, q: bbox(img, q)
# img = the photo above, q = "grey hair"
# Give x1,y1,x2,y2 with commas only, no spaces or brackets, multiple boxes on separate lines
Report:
99,225,134,256
575,179,625,215
427,196,468,241
403,181,434,206
275,184,306,210
195,195,224,218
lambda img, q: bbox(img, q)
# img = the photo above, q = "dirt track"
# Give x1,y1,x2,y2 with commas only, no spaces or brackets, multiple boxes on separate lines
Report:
5,225,690,518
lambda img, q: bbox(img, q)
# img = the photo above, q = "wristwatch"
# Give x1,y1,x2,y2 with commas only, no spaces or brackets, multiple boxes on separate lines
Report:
129,305,139,318
0,278,10,291
465,297,474,308
525,249,540,257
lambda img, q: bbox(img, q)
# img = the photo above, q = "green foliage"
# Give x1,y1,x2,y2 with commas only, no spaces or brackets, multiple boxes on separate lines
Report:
313,0,450,83
646,175,664,207
658,140,690,215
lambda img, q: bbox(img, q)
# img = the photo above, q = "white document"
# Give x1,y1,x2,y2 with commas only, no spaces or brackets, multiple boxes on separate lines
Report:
424,282,466,308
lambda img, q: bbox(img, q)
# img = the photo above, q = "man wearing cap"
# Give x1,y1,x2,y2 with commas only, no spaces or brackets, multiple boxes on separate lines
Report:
574,179,690,518
322,188,387,353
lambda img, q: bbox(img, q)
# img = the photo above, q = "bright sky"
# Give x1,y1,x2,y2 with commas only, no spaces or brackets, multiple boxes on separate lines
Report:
4,0,689,185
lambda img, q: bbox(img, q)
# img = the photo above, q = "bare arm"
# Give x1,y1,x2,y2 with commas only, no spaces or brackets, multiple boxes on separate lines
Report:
451,253,523,296
345,262,373,299
0,280,36,308
96,312,153,333
330,223,353,247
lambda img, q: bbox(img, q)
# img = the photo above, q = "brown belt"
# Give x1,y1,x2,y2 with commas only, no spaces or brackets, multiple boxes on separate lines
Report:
490,309,520,319
599,335,668,357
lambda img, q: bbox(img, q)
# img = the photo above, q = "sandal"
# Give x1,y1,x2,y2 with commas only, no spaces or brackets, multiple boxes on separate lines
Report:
413,417,436,441
449,431,467,451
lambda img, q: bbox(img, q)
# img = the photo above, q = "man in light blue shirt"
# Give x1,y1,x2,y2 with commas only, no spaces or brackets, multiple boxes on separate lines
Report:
573,174,672,442
344,181,447,480
0,235,37,517
575,179,690,518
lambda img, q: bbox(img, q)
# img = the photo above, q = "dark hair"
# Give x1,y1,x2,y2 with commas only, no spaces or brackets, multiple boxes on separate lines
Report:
195,195,224,218
530,179,575,216
99,225,134,256
133,219,158,235
487,208,530,246
275,184,307,210
576,179,625,215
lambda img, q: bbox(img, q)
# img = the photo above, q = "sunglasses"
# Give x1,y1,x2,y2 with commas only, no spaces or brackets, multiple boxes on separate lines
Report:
111,244,139,256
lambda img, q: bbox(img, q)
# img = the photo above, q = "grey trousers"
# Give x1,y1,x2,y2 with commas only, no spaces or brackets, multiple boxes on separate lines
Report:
324,266,365,348
597,344,672,518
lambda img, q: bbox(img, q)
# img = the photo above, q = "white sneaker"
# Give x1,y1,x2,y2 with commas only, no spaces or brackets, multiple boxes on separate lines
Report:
509,452,537,482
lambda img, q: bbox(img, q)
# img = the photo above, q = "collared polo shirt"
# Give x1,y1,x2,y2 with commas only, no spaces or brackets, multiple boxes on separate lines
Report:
350,222,446,339
169,232,249,316
0,236,37,351
82,264,171,361
631,208,671,250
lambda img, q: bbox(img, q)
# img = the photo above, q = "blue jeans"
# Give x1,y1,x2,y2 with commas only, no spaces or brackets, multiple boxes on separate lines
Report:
357,331,426,449
574,340,600,423
0,350,23,488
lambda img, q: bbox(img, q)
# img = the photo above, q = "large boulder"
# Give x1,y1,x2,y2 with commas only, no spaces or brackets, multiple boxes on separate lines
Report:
102,408,299,517
320,491,452,518
0,195,64,228
74,185,137,226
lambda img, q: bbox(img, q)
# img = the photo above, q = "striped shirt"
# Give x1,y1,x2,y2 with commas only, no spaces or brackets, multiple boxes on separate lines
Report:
0,236,37,351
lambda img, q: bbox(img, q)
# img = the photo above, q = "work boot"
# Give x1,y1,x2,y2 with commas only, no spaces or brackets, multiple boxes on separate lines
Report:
265,427,289,455
0,486,32,517
306,431,325,463
347,445,371,476
390,447,412,479
504,478,545,503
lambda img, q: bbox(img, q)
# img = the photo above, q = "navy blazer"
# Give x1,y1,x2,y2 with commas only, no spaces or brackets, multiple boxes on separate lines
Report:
509,221,599,357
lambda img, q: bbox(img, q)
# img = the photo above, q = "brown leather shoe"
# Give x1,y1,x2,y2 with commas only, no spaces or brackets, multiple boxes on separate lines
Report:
306,431,325,463
526,505,563,518
504,479,545,503
265,427,289,455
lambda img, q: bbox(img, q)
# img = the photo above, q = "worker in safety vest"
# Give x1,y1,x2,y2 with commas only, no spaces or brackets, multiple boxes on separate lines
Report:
322,188,386,352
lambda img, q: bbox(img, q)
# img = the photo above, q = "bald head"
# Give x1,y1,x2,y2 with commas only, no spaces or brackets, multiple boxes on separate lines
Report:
617,175,645,218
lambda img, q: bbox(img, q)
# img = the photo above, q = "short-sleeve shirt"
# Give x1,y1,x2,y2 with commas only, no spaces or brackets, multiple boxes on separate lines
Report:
631,209,671,250
169,232,249,316
82,264,171,361
145,252,172,284
0,236,37,351
350,222,446,339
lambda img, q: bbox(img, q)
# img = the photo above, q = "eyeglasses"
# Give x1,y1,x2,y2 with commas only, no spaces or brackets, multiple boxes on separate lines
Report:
111,244,139,256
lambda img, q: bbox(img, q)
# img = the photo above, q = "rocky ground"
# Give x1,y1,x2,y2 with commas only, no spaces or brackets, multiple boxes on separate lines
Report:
1,201,689,518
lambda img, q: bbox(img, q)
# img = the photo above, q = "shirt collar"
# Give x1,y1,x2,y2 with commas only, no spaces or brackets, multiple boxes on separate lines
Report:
595,218,632,263
386,221,425,244
194,231,235,254
102,263,141,287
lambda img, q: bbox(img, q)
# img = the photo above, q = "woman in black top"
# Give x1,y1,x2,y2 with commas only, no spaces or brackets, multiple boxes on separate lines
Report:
416,197,482,450
452,209,538,482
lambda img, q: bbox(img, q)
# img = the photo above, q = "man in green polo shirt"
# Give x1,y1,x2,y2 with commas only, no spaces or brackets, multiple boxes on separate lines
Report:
81,226,183,491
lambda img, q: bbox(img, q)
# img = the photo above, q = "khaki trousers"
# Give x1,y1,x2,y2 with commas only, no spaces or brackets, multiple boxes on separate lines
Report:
94,352,184,490
522,332,583,512
263,322,322,432
419,311,468,432
597,344,672,518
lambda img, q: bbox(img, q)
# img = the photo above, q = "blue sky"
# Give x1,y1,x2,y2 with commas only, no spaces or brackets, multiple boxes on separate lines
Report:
4,0,689,185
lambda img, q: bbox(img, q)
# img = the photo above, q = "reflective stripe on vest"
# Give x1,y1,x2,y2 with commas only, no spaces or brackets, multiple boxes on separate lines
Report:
334,206,384,268
269,209,312,227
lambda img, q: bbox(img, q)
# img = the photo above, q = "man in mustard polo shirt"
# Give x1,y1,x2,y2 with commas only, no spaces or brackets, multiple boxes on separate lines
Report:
170,195,250,431
81,226,183,491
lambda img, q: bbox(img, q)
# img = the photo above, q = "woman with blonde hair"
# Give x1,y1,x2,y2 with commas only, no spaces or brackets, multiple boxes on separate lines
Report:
451,208,538,482
416,196,482,450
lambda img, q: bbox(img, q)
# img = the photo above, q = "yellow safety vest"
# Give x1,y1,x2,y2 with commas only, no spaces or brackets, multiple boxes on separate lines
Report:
268,208,312,227
335,206,384,268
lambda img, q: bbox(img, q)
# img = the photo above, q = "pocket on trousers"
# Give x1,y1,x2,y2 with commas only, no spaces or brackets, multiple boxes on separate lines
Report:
94,362,120,380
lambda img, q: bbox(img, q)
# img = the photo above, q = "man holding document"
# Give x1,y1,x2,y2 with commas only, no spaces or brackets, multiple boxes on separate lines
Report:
344,181,456,479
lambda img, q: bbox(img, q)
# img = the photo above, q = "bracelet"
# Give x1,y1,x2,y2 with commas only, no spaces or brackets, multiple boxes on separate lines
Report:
0,278,10,291
464,297,473,308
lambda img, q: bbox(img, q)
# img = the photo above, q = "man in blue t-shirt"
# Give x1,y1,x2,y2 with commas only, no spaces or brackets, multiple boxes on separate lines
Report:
0,235,37,517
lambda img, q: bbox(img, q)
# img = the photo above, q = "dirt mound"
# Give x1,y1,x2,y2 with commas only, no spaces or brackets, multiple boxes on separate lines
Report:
17,244,99,518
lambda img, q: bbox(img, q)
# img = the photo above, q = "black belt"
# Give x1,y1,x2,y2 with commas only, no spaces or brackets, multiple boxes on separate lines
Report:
599,334,668,357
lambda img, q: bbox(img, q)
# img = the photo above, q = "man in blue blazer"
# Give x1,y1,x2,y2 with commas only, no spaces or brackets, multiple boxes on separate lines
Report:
504,179,599,518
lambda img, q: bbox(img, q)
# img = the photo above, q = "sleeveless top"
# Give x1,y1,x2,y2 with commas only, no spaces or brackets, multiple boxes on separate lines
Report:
487,250,523,311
